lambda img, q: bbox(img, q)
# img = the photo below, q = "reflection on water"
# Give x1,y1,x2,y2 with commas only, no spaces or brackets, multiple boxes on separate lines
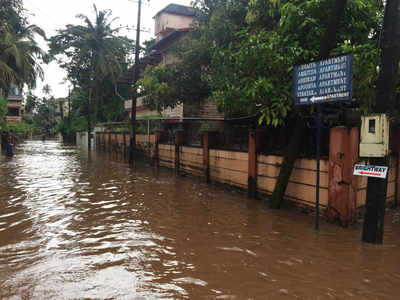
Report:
0,141,399,299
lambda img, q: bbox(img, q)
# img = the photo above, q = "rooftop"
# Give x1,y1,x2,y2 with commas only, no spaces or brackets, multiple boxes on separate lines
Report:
150,28,190,51
154,3,195,18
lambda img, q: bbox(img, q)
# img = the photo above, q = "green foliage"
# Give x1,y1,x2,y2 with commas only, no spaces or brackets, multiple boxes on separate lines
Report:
209,30,292,126
32,96,58,135
57,116,87,137
6,121,32,136
49,5,134,126
0,0,26,33
0,95,7,129
0,0,46,92
24,91,38,114
139,0,383,127
138,65,178,112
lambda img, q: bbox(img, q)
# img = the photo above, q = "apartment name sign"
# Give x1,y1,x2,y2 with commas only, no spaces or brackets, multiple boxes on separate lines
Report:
293,53,353,105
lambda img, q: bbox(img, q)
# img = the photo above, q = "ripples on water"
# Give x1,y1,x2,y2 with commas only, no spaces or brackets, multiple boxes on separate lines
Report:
0,141,399,299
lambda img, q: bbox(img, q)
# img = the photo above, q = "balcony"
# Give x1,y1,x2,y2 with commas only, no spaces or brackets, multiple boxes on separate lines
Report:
7,99,23,106
7,88,23,100
124,96,146,111
6,116,22,123
6,105,23,123
7,94,23,101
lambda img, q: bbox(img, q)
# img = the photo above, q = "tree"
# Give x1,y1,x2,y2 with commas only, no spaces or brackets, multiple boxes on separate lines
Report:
24,91,38,114
32,95,57,136
0,0,46,95
140,0,381,124
0,0,26,32
138,0,384,214
0,95,7,129
49,5,133,127
42,84,51,96
0,0,46,94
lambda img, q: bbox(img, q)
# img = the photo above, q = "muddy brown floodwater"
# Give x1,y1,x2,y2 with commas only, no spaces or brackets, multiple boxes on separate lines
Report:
0,141,400,299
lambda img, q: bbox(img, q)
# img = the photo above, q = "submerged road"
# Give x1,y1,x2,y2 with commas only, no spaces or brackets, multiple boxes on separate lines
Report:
0,140,399,299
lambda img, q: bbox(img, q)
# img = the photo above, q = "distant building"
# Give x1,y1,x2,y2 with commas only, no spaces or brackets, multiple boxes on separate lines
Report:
55,97,69,121
125,3,196,119
125,3,222,122
154,3,195,42
0,84,24,123
123,3,229,146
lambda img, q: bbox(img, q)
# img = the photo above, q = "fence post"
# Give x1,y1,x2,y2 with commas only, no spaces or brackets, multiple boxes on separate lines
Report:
203,132,210,183
202,131,218,183
115,133,119,157
175,130,184,175
122,133,126,161
248,130,258,198
153,130,162,168
107,132,111,154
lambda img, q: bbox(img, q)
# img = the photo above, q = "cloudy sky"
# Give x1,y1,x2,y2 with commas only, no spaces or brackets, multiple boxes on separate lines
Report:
23,0,192,98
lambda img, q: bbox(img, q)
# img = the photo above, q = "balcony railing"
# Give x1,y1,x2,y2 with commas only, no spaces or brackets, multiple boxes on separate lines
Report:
7,99,23,106
6,116,22,123
124,96,145,110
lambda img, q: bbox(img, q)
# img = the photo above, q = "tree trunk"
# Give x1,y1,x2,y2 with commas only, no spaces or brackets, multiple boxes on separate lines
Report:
271,116,306,208
93,85,100,127
271,0,348,208
87,87,92,151
362,0,400,244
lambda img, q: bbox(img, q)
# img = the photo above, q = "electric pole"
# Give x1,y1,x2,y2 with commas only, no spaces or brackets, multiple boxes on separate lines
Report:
129,0,142,165
362,0,400,244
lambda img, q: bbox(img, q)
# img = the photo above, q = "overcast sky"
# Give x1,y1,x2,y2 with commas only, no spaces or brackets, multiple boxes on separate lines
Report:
23,0,192,98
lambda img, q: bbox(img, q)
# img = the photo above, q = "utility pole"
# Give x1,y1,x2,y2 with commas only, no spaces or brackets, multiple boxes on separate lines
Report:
68,88,71,130
129,0,142,165
87,87,92,151
362,0,400,244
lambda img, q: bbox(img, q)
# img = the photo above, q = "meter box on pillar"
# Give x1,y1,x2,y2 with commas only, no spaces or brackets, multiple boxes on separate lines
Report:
359,114,389,157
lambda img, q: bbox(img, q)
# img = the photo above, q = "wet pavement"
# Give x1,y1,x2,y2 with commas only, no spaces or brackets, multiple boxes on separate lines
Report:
0,140,399,299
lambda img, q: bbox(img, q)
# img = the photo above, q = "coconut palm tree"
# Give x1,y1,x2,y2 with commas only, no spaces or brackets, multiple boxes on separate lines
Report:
0,24,46,96
50,5,133,126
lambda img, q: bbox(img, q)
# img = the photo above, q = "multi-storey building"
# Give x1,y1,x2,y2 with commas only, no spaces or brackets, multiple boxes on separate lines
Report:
125,3,223,121
125,4,196,119
1,84,24,123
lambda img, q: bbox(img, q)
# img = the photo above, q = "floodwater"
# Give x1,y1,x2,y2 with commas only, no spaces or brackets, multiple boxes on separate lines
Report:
0,141,399,300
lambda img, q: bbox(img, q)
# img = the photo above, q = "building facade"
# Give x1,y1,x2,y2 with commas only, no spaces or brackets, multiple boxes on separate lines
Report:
1,84,24,123
125,3,196,119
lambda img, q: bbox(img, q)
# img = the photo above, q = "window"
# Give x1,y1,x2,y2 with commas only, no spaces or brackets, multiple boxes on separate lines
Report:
7,107,20,116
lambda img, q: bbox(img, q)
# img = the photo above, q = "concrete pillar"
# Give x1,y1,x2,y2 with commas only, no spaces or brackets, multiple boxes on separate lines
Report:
123,133,127,161
115,133,118,155
202,131,218,184
108,132,111,154
153,130,163,168
175,130,184,175
248,131,258,198
328,127,359,225
203,132,210,183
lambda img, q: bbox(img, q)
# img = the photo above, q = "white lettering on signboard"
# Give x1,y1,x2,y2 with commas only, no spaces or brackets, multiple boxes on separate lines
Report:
353,164,388,179
293,53,353,105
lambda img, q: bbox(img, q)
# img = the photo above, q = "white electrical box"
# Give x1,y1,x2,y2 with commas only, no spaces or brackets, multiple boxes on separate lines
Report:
359,114,389,157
